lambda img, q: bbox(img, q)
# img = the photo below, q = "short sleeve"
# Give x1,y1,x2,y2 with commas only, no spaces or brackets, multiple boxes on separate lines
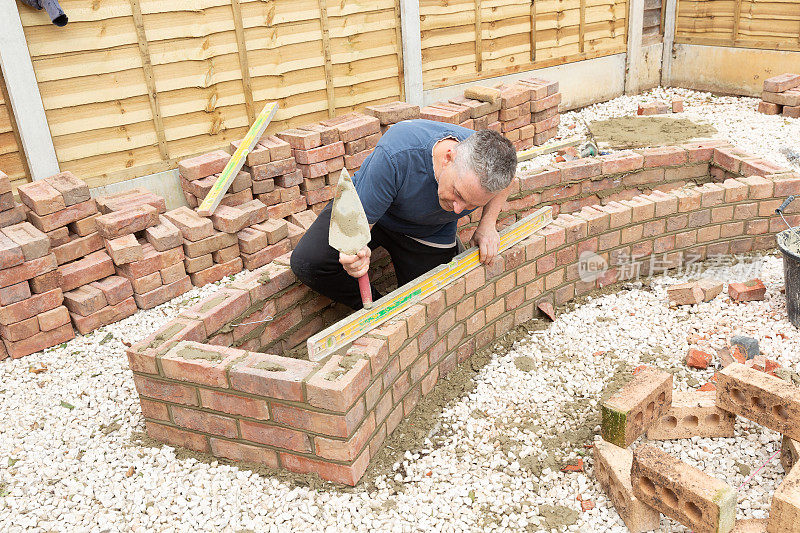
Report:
352,146,399,224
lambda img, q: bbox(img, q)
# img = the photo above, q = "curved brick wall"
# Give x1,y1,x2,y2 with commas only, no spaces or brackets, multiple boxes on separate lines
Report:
127,143,799,485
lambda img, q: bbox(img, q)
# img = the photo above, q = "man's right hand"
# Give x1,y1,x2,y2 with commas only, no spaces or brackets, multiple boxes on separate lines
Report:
339,247,371,278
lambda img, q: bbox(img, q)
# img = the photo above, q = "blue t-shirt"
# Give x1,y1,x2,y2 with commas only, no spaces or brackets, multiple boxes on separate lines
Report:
352,119,475,247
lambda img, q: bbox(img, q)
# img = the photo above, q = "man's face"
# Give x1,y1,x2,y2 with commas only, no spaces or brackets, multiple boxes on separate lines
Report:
437,156,496,215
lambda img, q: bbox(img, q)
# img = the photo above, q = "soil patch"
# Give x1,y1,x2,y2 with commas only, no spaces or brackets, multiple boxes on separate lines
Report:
587,116,717,149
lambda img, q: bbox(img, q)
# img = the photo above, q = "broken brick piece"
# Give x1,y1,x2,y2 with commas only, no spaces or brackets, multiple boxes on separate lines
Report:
632,444,736,533
647,390,735,440
728,279,766,302
667,281,704,305
697,278,723,301
687,348,713,369
594,440,660,533
601,367,672,447
717,362,800,441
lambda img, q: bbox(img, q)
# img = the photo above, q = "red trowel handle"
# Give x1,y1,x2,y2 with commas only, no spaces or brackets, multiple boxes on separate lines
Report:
357,274,373,309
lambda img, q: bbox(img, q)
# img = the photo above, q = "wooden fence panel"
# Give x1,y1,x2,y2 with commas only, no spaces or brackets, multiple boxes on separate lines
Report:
676,0,800,51
420,0,628,89
0,70,30,189
18,0,403,188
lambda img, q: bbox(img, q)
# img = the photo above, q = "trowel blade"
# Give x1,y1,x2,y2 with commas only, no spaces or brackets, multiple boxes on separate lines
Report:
329,168,371,255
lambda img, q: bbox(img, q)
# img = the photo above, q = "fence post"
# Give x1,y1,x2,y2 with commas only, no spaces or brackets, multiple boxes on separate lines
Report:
624,0,644,95
399,0,424,105
0,3,59,180
661,0,677,87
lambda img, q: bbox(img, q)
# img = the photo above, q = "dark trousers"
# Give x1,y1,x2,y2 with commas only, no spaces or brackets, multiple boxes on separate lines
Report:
290,203,458,310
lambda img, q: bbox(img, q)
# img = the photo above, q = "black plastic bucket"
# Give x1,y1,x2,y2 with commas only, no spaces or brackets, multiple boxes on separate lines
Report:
777,228,800,329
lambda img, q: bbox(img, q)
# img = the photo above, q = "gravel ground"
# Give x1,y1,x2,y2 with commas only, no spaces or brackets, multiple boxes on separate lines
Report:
1,87,799,532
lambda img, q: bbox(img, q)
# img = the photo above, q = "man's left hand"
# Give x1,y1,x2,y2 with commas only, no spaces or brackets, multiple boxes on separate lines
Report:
471,225,500,265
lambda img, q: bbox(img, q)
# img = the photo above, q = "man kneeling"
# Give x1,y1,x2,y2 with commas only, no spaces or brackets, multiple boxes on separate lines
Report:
290,119,517,310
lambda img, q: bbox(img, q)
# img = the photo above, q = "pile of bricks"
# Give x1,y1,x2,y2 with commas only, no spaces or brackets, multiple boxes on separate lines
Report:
319,113,382,175
92,192,190,320
518,76,562,147
161,206,241,287
758,73,800,118
0,171,25,228
447,93,500,132
597,359,800,532
419,100,473,128
364,101,421,134
179,150,253,209
637,98,684,115
0,221,73,359
495,83,536,150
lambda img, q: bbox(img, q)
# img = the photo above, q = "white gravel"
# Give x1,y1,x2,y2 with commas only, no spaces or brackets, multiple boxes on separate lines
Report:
1,87,799,532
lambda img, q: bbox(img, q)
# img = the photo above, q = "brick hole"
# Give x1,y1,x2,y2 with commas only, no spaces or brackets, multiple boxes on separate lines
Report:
638,475,656,497
663,415,678,429
682,415,699,427
750,395,767,411
704,413,720,426
783,448,795,470
660,486,679,508
731,388,746,405
684,501,703,522
658,391,666,404
773,404,789,421
614,488,626,504
634,410,644,426
645,401,655,418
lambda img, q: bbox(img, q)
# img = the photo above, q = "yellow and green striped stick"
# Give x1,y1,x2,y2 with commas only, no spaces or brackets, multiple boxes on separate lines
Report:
197,101,279,216
306,206,553,361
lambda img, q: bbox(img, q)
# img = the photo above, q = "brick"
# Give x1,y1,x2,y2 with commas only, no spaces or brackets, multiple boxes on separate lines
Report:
2,222,48,264
717,362,800,441
51,233,104,265
133,275,191,309
44,227,69,249
104,234,142,266
159,341,242,388
229,352,316,401
90,275,133,305
667,281,704,305
0,281,31,307
241,239,291,271
212,243,239,264
0,286,62,326
593,440,661,533
728,279,766,302
181,288,249,336
0,205,25,228
258,134,293,160
44,171,90,206
764,72,800,92
632,444,735,533
39,304,71,332
784,105,800,118
2,322,74,359
365,101,421,123
169,405,237,439
763,88,800,107
601,367,672,447
647,390,735,439
142,216,181,252
59,250,114,292
162,206,214,241
63,284,107,316
208,204,248,233
71,296,137,334
178,150,230,180
306,352,371,411
0,315,40,341
26,198,98,233
29,269,61,294
277,128,322,150
0,232,24,269
17,180,66,215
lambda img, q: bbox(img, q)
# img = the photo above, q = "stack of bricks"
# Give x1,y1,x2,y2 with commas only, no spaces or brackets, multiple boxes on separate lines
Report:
494,83,536,151
517,76,562,147
178,150,253,209
319,113,382,176
364,101,421,133
758,73,800,118
276,125,340,217
419,100,473,129
0,171,25,228
88,192,189,325
448,93,500,133
162,206,242,287
0,220,73,359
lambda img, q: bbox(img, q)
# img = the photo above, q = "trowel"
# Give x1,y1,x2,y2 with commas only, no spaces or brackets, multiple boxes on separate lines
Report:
329,168,373,309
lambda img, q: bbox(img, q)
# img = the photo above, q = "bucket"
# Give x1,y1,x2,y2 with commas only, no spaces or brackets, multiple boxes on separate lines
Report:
776,195,800,329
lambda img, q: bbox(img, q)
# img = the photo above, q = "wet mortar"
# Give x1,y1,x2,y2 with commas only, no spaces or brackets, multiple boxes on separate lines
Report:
587,115,718,149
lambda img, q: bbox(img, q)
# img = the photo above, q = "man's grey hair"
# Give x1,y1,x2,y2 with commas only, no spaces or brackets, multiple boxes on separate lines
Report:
454,129,517,192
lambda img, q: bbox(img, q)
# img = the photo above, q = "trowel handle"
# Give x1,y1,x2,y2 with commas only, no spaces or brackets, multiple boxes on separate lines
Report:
358,274,373,309
777,195,796,215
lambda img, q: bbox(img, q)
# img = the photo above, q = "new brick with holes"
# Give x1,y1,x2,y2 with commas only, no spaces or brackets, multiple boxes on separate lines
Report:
593,440,660,533
632,444,736,533
601,367,672,447
647,390,735,440
717,362,800,441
